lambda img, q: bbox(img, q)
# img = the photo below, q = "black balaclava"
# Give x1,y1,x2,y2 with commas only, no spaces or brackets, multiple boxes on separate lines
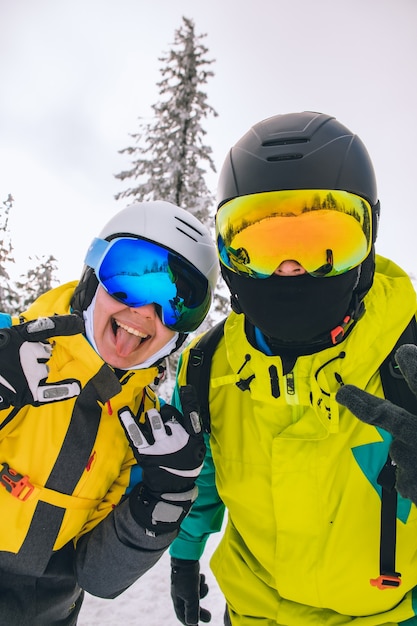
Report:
223,251,375,356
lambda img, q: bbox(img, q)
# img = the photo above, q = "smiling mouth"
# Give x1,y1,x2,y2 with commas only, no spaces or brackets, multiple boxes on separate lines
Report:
112,319,151,343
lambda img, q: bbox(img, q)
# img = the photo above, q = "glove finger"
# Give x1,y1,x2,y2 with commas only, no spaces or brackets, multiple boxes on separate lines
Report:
396,465,417,504
395,344,417,397
390,440,416,472
179,385,202,436
183,597,201,626
200,607,212,623
21,340,81,402
36,380,81,402
35,342,54,363
391,434,417,503
18,315,85,342
119,408,149,450
146,408,168,442
20,343,50,396
26,341,52,361
336,384,417,439
199,573,209,599
171,597,188,626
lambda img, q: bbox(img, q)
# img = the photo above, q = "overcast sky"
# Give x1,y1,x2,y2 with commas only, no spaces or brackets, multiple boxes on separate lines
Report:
1,0,416,283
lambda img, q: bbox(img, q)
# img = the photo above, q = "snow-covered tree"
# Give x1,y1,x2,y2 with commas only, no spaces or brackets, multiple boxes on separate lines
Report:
15,254,59,310
115,16,218,224
0,196,59,314
0,194,19,314
114,17,230,399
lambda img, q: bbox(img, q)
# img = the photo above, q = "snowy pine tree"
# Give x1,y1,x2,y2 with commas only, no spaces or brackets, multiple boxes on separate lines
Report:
14,254,59,310
0,195,19,314
0,196,59,314
114,17,229,399
114,16,217,224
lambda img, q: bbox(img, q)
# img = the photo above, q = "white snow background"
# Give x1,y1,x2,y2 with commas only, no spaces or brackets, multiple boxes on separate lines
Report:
78,531,225,625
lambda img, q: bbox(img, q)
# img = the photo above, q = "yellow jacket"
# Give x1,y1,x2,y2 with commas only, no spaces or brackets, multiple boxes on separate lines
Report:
171,257,417,625
0,282,173,623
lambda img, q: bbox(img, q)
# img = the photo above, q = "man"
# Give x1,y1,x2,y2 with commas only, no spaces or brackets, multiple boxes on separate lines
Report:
0,200,218,625
169,112,417,625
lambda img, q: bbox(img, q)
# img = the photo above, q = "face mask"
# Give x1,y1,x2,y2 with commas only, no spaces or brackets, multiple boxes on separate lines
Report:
226,267,360,344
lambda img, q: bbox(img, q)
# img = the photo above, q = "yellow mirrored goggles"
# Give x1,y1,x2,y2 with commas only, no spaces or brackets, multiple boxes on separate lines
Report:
216,189,373,278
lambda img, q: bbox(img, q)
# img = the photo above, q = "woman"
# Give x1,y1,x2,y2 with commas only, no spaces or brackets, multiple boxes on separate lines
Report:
0,200,218,625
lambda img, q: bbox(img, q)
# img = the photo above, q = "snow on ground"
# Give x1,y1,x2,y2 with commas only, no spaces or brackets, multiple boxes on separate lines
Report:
78,531,225,626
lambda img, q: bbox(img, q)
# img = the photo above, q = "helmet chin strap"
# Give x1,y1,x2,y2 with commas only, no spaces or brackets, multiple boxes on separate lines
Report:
70,267,99,316
328,295,365,346
230,292,243,315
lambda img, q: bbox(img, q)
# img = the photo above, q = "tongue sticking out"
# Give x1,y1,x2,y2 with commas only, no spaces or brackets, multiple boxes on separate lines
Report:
115,326,145,357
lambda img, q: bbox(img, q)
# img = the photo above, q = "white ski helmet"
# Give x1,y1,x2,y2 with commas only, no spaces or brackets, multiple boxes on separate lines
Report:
71,201,218,333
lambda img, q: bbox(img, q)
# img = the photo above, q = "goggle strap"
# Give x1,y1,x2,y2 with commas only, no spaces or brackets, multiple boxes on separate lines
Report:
372,201,380,243
85,238,109,269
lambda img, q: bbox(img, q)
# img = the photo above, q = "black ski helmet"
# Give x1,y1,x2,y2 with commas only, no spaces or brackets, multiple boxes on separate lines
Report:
217,111,381,348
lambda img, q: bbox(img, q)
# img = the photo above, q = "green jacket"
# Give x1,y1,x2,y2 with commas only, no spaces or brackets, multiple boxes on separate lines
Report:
0,282,175,626
170,256,417,625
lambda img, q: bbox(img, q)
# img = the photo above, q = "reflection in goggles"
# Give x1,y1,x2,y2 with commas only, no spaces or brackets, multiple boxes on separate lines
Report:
216,190,372,278
84,237,211,332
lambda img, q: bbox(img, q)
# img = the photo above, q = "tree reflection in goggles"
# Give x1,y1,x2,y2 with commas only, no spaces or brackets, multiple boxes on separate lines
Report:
216,190,373,278
84,237,211,332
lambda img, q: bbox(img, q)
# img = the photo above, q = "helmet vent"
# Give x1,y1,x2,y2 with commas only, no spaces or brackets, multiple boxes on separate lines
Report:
267,153,303,162
175,215,203,241
262,138,309,147
175,226,198,242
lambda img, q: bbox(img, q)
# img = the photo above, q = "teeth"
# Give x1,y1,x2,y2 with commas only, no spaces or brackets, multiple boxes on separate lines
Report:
116,321,148,338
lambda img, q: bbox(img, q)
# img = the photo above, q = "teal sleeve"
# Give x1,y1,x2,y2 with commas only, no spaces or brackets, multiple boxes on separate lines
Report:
0,313,12,328
169,381,225,560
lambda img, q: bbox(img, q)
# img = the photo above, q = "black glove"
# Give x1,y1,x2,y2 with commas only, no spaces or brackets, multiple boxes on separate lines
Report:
119,385,206,534
171,558,211,625
336,343,417,505
0,315,85,410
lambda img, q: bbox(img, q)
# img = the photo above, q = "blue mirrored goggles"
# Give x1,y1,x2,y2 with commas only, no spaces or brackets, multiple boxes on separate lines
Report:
85,237,212,333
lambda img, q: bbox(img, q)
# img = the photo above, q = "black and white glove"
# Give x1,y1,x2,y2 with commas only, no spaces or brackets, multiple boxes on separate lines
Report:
119,385,206,535
0,315,84,410
171,558,211,625
336,343,417,505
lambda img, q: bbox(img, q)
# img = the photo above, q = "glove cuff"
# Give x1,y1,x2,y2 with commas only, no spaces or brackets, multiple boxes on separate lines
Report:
129,482,197,536
171,557,199,568
171,557,200,582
